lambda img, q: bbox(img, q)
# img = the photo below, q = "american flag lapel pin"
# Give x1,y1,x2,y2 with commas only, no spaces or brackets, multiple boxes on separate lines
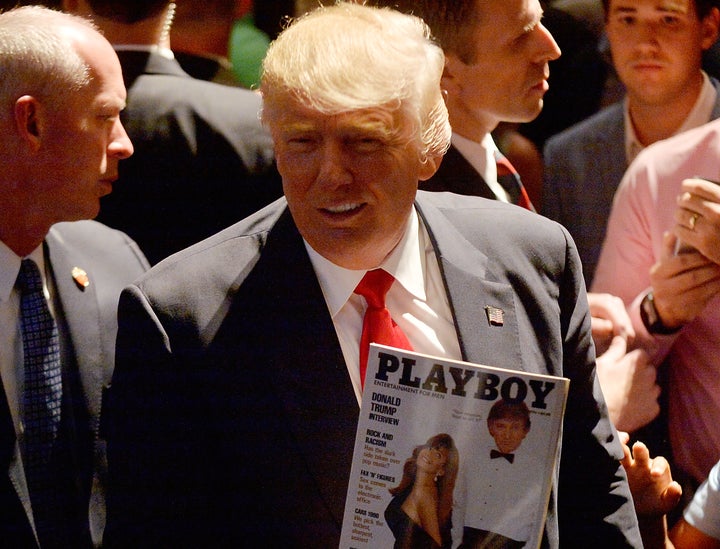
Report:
72,266,90,291
485,305,504,326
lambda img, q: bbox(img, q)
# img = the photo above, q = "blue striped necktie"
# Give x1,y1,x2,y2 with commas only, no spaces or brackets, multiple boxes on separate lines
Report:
17,258,64,541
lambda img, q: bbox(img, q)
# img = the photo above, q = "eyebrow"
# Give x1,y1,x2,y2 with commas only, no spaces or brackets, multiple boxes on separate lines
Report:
279,121,317,133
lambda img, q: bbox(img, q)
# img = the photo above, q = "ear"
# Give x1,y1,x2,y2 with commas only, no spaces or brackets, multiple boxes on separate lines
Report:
418,154,442,181
701,7,720,51
14,95,43,152
440,54,463,98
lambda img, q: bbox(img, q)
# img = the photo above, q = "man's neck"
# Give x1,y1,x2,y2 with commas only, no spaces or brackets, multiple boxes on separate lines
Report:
627,72,705,146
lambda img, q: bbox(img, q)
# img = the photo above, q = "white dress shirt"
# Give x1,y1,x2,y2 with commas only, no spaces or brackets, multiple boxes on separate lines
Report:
306,208,463,405
0,242,51,437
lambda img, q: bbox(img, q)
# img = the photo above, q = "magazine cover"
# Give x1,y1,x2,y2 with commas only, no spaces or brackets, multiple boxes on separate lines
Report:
340,344,569,549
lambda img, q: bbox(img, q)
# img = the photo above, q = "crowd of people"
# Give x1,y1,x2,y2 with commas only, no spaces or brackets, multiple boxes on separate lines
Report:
0,0,718,547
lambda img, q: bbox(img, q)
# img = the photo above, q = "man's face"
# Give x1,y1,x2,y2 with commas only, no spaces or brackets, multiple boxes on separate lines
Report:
606,0,717,105
39,27,133,223
268,100,437,269
443,0,561,139
488,417,529,453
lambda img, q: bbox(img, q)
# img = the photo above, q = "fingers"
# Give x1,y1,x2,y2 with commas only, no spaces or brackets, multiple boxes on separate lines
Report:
661,481,683,512
619,431,630,445
675,178,720,263
599,334,628,361
631,440,651,468
588,292,634,340
679,177,720,202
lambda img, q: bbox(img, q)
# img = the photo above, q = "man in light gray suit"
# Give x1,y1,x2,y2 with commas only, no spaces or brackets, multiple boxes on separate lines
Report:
543,0,720,286
0,6,149,547
105,4,642,547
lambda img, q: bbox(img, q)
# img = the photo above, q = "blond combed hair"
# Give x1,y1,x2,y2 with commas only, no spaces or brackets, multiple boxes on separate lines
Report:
260,1,451,164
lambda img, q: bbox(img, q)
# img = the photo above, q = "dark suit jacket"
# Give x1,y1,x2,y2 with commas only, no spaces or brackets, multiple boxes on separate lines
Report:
95,50,283,265
0,221,148,547
104,193,642,548
420,144,498,200
542,78,720,284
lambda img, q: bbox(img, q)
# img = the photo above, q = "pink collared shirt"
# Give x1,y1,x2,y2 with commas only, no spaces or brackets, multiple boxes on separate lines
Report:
593,117,720,484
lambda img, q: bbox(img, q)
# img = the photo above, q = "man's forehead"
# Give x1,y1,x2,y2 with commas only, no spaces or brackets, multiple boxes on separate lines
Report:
273,104,397,132
611,0,691,13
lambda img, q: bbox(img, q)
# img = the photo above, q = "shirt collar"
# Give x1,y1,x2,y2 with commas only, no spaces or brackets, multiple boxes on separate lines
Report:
305,208,426,318
451,132,511,202
625,71,716,164
0,240,45,302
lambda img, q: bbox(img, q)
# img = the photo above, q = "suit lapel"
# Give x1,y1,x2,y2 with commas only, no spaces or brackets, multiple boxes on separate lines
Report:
416,197,524,371
45,230,105,421
0,380,34,535
215,210,357,527
421,145,496,200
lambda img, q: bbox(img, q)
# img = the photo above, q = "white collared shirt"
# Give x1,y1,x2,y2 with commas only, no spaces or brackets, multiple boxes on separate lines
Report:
625,71,717,164
306,208,462,405
0,242,51,436
451,132,512,203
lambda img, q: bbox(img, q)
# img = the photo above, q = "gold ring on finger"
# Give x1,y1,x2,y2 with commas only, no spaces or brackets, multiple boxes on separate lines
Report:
689,212,700,231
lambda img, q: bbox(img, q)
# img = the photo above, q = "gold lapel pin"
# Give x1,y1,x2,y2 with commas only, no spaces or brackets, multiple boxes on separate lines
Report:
72,266,90,291
485,305,504,326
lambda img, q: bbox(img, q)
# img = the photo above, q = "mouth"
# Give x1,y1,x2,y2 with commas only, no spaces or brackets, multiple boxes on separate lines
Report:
631,61,664,71
319,202,366,219
531,78,549,94
98,177,116,195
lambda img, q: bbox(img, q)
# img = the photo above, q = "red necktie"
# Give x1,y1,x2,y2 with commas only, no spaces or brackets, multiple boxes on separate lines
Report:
354,269,414,388
495,150,535,212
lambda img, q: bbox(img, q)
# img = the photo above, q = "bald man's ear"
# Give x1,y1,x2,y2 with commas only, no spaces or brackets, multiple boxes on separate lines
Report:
14,96,44,152
419,154,442,181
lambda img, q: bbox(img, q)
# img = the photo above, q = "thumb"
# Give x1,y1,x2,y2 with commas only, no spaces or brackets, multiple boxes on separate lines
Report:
598,334,627,362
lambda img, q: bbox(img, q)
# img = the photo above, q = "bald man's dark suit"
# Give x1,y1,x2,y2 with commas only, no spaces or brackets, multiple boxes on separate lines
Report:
104,193,642,548
0,221,148,547
96,51,283,265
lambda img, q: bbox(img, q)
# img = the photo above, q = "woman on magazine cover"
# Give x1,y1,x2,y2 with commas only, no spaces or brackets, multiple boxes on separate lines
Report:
385,433,459,548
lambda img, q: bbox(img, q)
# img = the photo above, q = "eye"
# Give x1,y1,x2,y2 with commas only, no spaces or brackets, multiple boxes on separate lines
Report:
344,131,388,154
285,134,319,151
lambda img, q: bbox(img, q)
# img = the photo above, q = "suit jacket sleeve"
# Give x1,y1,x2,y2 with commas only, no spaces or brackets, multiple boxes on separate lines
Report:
552,224,642,547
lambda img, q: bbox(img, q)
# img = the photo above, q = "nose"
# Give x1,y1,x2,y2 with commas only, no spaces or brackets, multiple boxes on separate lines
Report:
635,20,661,50
316,140,352,187
108,119,134,159
535,23,561,63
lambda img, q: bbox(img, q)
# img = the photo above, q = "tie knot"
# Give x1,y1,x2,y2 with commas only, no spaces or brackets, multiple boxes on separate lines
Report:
17,259,44,295
354,269,395,309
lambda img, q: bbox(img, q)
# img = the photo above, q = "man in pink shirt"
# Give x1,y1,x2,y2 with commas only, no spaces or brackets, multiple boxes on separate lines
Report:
593,116,720,489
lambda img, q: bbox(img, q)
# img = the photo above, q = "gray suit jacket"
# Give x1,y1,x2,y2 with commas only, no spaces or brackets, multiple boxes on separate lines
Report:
104,193,642,548
542,78,720,284
0,221,148,547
